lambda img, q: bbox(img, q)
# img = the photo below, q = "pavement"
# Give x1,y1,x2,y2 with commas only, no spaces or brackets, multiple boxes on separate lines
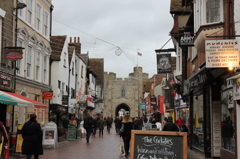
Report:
9,129,208,159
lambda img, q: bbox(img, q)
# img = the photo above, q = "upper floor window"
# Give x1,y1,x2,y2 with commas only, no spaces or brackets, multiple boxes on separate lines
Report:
36,51,41,80
72,62,74,75
81,66,84,78
44,11,49,36
27,46,32,78
206,0,221,23
27,0,33,24
36,4,41,30
43,56,47,82
64,52,66,66
121,87,125,98
58,80,61,89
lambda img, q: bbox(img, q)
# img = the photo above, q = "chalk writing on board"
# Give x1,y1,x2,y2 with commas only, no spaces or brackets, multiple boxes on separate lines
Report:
135,135,181,159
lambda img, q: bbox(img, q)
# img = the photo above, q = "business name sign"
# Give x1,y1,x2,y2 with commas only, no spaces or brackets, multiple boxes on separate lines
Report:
0,73,13,91
156,54,172,73
205,40,239,68
179,32,194,46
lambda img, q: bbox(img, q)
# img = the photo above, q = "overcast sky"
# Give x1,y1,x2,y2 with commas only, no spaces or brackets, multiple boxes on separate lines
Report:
52,0,174,78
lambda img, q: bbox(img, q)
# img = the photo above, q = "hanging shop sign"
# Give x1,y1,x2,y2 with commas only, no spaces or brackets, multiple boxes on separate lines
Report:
6,49,23,61
156,54,172,73
42,91,53,99
150,97,157,108
140,103,146,109
179,32,195,46
205,39,239,68
62,95,68,105
0,73,14,91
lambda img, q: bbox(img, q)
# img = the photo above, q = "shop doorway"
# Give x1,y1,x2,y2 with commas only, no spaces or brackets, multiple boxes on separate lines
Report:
0,104,6,126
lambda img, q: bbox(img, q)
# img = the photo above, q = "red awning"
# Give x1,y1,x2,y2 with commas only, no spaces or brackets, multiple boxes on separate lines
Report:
2,91,47,108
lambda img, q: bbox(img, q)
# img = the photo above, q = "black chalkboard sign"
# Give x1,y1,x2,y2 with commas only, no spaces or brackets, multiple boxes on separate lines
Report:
130,130,187,159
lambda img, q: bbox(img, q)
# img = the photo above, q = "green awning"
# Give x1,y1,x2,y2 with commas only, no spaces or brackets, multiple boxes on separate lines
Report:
0,95,18,105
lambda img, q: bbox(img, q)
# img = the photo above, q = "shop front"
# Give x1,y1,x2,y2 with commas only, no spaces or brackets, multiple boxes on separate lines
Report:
49,104,67,127
188,67,228,158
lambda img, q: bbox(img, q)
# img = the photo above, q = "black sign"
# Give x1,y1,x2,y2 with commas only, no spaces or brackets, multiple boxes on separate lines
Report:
179,32,195,46
0,72,13,91
62,95,68,105
131,131,187,159
156,54,172,73
189,69,211,90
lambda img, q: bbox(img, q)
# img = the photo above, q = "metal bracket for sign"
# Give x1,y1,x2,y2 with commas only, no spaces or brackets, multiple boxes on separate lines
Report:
206,35,240,38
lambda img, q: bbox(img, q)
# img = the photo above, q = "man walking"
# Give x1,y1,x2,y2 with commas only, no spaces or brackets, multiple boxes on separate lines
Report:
62,115,69,138
162,117,179,132
114,116,121,134
84,106,94,143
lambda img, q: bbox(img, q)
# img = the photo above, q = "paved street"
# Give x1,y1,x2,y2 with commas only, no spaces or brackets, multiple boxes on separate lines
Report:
10,128,207,159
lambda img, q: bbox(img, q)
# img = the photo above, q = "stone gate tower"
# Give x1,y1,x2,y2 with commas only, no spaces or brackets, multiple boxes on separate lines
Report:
103,67,148,118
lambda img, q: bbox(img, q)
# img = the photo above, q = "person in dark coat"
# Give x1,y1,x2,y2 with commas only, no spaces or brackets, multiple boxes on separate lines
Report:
133,117,140,130
97,117,105,137
222,118,234,150
162,117,179,132
22,114,43,159
92,117,97,137
120,114,133,157
83,106,94,143
114,116,121,134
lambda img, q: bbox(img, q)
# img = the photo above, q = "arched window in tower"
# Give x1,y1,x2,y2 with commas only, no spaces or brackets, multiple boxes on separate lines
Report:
121,87,125,98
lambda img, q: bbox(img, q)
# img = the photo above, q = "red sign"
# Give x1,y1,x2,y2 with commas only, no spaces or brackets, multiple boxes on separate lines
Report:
6,50,23,61
42,92,53,99
159,96,164,113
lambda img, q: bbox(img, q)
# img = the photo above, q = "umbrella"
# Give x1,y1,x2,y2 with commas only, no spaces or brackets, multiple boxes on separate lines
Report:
195,112,200,128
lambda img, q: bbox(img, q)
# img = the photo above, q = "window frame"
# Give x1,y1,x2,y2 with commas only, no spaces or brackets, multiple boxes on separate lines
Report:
27,46,32,78
36,51,41,81
44,11,49,36
27,0,33,24
36,3,42,31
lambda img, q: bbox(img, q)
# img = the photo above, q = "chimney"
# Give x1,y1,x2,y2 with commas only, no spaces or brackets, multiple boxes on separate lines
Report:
70,37,72,43
69,37,81,54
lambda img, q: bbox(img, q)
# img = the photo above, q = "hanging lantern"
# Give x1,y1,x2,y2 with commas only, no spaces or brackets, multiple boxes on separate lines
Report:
115,46,122,56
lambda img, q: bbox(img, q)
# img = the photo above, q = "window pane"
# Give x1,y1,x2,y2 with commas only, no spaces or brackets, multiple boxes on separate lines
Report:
206,0,220,23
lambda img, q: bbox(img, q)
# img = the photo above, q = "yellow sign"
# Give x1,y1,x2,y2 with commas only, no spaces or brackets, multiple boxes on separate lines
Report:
0,136,4,156
16,134,23,152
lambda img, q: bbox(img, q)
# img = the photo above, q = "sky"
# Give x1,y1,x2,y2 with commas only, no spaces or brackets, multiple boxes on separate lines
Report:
52,0,174,78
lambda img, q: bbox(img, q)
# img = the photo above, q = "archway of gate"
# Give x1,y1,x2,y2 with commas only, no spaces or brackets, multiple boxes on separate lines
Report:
115,103,130,117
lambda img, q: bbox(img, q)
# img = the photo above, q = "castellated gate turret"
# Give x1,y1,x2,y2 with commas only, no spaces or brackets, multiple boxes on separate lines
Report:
103,67,148,118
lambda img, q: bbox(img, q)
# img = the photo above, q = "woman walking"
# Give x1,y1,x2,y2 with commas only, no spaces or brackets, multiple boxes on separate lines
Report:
22,114,43,159
120,114,133,157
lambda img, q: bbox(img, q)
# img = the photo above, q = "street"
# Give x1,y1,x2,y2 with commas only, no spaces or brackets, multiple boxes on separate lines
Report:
10,128,207,159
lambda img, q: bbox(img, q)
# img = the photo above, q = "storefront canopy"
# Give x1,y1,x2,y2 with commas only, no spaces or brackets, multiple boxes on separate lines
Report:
0,95,18,105
0,91,46,108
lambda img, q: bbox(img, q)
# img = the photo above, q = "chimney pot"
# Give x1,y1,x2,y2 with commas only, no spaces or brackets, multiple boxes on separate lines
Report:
78,37,80,43
70,37,72,43
74,37,76,43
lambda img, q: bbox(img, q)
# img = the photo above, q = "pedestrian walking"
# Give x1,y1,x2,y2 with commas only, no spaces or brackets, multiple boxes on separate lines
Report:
21,114,43,159
92,117,97,137
0,121,8,158
83,106,94,143
176,116,184,131
114,116,121,134
106,117,112,133
222,117,234,150
162,116,179,132
120,114,133,157
97,117,105,137
62,115,69,138
133,117,140,130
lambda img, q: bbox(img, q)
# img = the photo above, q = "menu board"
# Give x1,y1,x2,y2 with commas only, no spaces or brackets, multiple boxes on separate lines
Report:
130,130,187,159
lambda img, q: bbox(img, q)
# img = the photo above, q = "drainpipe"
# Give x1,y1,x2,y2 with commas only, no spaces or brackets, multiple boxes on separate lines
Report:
225,0,231,37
